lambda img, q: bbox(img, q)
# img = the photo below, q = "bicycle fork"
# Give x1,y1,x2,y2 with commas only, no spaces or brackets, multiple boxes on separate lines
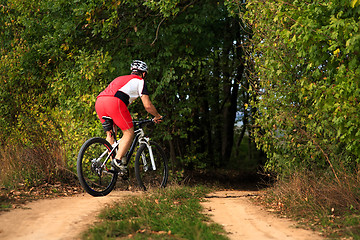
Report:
139,137,157,171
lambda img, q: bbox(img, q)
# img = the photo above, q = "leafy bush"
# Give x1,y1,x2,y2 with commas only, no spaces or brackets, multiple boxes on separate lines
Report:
245,0,360,176
1,0,255,183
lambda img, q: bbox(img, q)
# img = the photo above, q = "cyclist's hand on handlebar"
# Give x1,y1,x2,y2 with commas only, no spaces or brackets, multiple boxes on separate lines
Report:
153,115,163,124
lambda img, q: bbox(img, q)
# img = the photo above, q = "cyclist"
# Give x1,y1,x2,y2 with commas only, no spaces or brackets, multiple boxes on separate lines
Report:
95,60,162,176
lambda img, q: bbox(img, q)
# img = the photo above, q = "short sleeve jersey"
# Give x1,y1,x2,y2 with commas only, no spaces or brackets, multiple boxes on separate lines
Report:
97,74,149,105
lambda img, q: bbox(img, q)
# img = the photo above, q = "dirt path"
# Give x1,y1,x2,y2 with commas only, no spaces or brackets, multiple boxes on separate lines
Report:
0,190,324,240
202,191,324,240
0,191,141,240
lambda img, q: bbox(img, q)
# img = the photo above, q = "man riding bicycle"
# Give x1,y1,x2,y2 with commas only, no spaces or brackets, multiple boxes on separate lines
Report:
95,60,162,176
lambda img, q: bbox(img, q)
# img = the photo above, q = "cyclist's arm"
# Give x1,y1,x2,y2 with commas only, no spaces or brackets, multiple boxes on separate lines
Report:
140,95,162,122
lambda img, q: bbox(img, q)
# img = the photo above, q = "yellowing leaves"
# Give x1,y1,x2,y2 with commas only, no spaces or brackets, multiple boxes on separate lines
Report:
351,0,360,8
333,48,340,56
86,11,92,23
61,44,69,51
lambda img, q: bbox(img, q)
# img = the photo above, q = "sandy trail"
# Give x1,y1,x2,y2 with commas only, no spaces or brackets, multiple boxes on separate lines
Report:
0,190,324,240
202,191,324,240
0,191,141,240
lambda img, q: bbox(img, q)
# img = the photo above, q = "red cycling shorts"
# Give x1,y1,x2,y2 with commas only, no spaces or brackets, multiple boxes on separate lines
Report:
95,96,133,130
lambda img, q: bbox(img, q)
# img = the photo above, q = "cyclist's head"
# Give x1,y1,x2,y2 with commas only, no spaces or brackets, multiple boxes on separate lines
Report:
130,60,148,78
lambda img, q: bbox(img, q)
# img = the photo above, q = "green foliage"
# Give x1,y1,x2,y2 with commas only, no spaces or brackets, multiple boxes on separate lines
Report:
1,0,254,188
83,186,228,240
245,0,360,175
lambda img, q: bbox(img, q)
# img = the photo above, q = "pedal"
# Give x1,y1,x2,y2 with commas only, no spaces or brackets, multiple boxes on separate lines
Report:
120,168,129,180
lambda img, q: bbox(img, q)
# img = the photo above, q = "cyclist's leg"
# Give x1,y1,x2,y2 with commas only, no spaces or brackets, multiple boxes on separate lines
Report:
105,128,116,145
115,127,134,161
95,96,134,162
110,98,134,162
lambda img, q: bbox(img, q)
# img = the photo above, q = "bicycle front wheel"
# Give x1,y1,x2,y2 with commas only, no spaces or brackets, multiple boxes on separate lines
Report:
77,137,118,196
134,141,168,191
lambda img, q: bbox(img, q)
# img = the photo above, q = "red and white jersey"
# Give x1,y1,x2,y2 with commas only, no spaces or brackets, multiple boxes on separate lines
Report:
97,74,149,105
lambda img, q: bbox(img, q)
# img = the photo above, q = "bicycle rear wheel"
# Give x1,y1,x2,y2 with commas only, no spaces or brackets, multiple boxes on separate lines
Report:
134,141,168,191
77,137,118,196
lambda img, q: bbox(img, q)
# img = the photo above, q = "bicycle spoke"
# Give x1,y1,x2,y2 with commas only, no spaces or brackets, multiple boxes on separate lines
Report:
77,138,118,196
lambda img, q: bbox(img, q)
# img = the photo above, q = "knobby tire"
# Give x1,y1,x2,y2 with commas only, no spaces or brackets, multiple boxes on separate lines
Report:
134,141,168,191
77,137,118,197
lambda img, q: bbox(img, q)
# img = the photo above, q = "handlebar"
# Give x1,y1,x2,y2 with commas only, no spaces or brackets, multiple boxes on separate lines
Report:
133,116,165,128
133,119,152,128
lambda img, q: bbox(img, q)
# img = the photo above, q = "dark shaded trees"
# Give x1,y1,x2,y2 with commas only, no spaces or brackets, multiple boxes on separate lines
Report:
1,0,254,171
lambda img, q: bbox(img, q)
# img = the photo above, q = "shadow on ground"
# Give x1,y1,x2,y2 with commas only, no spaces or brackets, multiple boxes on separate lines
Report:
181,169,272,191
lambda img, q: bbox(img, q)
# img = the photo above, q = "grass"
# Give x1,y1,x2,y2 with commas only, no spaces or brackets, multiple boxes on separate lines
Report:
0,139,76,189
82,186,228,240
258,169,360,239
0,139,80,211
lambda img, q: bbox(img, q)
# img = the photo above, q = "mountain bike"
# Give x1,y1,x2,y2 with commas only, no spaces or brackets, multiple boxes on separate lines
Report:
77,117,168,197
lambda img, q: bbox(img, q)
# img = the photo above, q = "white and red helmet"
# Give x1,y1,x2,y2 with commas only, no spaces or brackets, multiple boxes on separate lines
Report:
130,60,148,73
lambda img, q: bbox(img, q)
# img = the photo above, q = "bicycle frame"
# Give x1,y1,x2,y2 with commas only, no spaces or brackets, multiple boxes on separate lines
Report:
77,117,167,196
99,125,157,171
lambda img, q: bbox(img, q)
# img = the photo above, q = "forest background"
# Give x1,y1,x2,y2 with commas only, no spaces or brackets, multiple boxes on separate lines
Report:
1,0,263,186
1,0,360,224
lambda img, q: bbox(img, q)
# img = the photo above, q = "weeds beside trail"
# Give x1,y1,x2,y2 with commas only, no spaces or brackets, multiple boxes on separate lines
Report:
259,169,360,239
0,140,75,189
82,186,228,240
